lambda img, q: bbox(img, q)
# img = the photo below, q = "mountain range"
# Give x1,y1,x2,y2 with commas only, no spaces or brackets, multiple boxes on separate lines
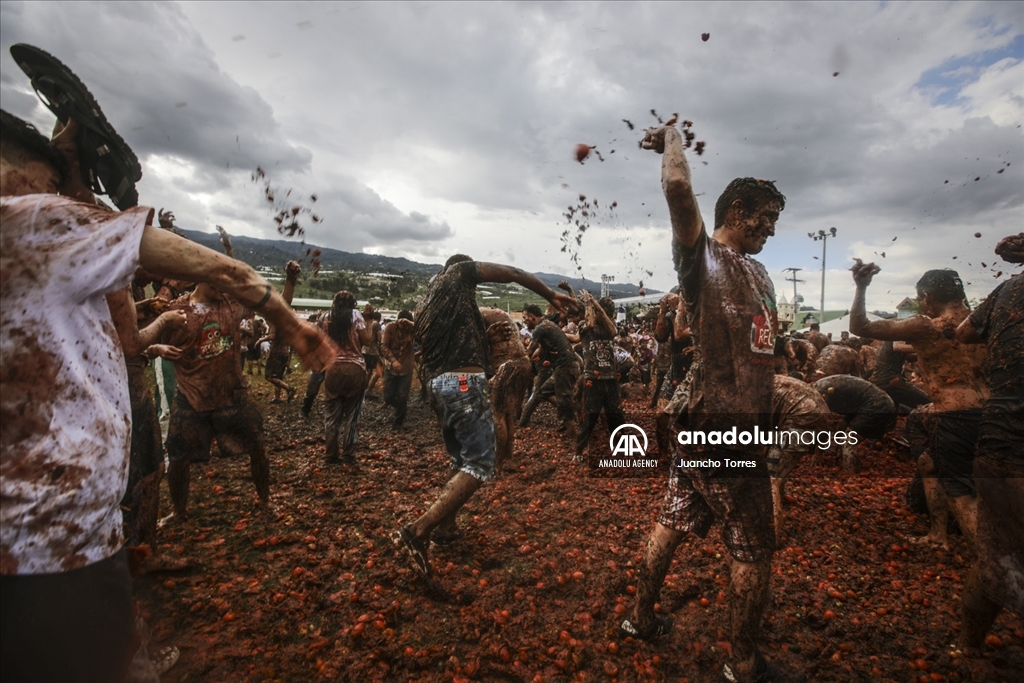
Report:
177,228,655,297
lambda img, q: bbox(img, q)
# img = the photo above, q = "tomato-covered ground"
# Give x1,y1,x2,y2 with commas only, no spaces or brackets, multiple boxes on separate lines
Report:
139,372,1023,682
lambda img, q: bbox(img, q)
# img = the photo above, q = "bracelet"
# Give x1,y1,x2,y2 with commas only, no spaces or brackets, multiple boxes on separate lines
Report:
252,284,273,311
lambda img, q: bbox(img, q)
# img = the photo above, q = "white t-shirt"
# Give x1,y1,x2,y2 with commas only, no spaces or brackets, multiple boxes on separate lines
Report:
1,194,149,574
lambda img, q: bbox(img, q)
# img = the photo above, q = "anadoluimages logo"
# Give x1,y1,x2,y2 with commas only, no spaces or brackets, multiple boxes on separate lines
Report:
609,424,648,457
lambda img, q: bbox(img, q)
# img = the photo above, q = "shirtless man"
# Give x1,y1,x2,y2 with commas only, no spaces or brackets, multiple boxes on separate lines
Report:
954,234,1024,650
813,343,863,379
261,260,301,404
805,323,829,352
480,307,532,469
362,306,383,398
621,122,801,683
850,263,989,548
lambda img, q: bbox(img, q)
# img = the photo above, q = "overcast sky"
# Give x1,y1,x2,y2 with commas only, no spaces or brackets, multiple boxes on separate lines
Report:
2,1,1021,310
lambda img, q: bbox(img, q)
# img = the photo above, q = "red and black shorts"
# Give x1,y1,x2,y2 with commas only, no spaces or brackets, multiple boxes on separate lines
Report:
165,391,265,463
660,447,775,563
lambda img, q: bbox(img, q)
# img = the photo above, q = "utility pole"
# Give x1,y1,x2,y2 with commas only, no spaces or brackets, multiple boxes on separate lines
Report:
782,267,804,327
782,267,804,304
808,228,837,326
600,274,615,299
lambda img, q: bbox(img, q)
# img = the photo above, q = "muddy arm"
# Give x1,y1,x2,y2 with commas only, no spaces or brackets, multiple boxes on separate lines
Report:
475,263,578,314
642,126,702,249
850,259,931,343
955,317,983,345
138,225,337,371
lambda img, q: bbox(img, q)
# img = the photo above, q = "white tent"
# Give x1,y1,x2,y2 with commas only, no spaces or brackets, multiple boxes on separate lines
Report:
797,312,884,338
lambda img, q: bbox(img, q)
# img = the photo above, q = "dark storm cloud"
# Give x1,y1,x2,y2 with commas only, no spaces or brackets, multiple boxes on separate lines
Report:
0,1,310,186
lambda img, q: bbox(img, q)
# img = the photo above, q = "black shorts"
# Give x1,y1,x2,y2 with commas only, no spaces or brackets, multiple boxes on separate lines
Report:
166,391,265,464
975,397,1024,466
265,349,289,380
363,354,379,372
1,550,135,683
930,408,982,498
661,447,775,563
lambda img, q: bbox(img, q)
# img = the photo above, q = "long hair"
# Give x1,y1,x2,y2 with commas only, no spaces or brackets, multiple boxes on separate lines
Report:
328,290,357,346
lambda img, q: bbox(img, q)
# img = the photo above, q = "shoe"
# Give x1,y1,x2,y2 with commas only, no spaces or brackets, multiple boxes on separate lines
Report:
10,44,142,209
618,615,673,641
391,526,431,576
151,646,180,676
722,651,806,683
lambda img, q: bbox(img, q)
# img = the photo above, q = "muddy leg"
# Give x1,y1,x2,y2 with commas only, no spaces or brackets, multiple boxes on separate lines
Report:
911,451,950,548
771,477,784,548
840,442,860,473
250,446,271,508
629,523,685,629
408,472,482,542
503,415,516,464
948,495,978,549
958,565,1002,652
493,410,510,470
136,467,163,548
655,408,672,458
729,557,772,679
167,461,190,520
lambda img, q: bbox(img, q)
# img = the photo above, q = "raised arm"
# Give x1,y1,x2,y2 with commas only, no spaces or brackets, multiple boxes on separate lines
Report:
138,225,336,371
642,125,703,249
282,260,300,307
475,262,578,314
673,297,691,343
580,290,617,338
653,293,676,343
849,258,931,343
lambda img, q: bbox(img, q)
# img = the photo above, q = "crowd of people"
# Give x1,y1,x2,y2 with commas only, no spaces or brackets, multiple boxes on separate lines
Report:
1,44,1021,683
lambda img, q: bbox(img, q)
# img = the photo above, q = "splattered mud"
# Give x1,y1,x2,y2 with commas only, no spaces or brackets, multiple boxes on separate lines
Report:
139,371,1023,682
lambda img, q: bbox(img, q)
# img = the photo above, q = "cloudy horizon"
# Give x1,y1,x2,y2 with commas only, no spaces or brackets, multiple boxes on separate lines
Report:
1,1,1020,311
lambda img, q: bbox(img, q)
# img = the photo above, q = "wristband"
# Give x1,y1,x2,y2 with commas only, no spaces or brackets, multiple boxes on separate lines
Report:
252,284,273,311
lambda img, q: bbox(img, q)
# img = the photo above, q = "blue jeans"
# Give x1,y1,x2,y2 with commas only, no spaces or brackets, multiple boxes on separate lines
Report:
430,372,496,481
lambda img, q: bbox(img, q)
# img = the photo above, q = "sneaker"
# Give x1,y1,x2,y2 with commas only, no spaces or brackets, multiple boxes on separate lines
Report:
618,615,673,641
391,526,430,576
151,645,180,676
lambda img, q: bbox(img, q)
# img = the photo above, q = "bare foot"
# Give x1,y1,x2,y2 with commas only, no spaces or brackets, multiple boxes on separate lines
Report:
908,533,949,550
141,554,193,573
157,511,187,529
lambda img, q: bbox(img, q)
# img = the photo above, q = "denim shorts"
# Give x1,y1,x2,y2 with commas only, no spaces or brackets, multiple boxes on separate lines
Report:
430,372,496,481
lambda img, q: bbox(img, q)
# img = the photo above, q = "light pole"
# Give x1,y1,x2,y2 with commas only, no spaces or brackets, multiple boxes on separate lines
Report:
808,228,837,327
